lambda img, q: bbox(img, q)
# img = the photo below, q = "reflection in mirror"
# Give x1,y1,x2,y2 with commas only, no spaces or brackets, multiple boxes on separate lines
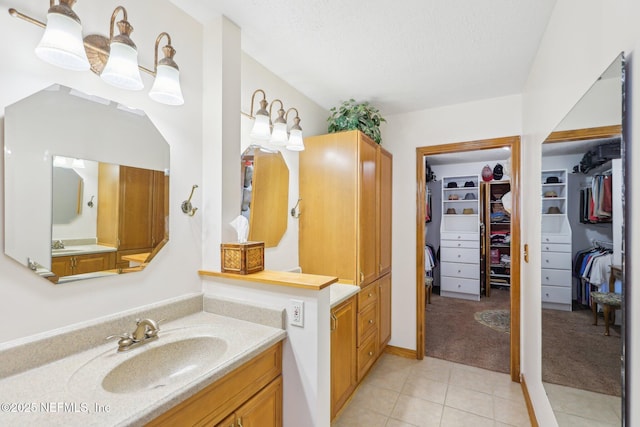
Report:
541,53,624,425
4,84,170,284
241,145,289,248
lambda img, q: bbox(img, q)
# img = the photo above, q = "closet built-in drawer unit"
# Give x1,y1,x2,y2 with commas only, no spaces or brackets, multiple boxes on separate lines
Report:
440,234,480,301
541,233,572,311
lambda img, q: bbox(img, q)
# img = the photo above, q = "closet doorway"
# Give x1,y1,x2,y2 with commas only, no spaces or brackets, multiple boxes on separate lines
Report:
416,136,521,382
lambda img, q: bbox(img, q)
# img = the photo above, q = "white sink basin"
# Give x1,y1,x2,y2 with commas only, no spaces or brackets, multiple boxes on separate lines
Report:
101,337,227,394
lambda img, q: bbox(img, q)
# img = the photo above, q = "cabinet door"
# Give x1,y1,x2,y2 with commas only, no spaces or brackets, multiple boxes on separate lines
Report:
378,148,392,276
152,170,168,247
378,274,392,351
233,376,282,427
51,256,72,277
358,133,378,286
74,252,114,275
118,166,154,251
331,297,357,419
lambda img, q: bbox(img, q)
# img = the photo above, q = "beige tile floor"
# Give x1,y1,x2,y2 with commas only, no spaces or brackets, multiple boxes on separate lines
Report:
543,382,621,427
332,353,531,427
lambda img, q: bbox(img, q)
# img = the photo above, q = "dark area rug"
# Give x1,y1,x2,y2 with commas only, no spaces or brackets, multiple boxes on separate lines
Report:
542,306,621,396
426,287,511,373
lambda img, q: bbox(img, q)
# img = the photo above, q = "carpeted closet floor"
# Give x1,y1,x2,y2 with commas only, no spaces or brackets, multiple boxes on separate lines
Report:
425,287,622,396
426,287,511,374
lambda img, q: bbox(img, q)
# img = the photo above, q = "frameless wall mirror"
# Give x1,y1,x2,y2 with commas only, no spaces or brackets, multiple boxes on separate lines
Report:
241,145,289,247
540,53,625,425
4,84,170,284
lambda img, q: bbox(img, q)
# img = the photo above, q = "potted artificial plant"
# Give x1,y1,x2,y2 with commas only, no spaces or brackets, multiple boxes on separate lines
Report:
327,99,386,144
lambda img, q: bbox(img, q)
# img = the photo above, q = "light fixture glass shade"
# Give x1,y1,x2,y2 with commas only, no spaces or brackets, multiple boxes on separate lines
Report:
101,42,144,90
270,121,288,145
35,12,90,71
286,128,305,151
250,114,272,141
149,64,184,105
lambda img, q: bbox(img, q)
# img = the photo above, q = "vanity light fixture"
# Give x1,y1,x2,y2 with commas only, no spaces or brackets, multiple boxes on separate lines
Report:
243,89,305,151
100,6,143,91
34,0,90,71
148,32,184,105
8,3,185,106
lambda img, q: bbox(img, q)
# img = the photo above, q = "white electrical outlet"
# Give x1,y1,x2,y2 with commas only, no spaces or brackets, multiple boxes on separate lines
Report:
290,299,304,327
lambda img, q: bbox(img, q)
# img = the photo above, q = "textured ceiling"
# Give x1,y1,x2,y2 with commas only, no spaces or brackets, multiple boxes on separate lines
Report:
170,0,557,115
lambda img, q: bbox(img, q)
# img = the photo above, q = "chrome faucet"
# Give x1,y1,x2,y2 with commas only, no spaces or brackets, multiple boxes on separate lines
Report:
106,318,162,352
51,240,65,249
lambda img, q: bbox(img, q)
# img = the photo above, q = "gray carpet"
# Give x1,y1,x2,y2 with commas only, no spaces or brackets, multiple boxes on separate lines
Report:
425,287,511,374
542,306,621,396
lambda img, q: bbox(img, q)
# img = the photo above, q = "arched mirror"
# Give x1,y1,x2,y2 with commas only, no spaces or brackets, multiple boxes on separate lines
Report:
4,84,170,284
241,145,289,247
541,53,625,425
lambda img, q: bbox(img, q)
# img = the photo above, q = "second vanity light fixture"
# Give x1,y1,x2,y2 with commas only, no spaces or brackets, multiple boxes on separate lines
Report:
9,1,184,106
244,89,305,151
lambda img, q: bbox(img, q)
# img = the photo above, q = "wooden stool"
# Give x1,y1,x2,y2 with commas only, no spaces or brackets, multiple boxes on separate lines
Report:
425,276,433,304
590,291,622,336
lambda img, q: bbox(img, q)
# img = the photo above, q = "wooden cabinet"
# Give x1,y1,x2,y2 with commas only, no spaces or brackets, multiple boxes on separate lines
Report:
300,130,391,287
51,252,116,278
148,342,282,427
97,164,167,269
378,273,392,349
215,376,282,427
330,296,357,419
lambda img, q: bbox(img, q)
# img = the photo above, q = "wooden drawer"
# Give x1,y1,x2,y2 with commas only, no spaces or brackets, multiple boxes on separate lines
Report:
441,232,478,242
441,262,480,280
541,243,571,253
541,268,572,286
441,239,480,249
541,252,572,269
357,302,377,345
542,285,571,304
358,282,378,310
441,277,479,295
357,331,378,381
542,234,571,244
441,247,478,264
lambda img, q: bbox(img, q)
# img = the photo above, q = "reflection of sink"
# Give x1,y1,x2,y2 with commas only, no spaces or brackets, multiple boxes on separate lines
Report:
101,337,227,394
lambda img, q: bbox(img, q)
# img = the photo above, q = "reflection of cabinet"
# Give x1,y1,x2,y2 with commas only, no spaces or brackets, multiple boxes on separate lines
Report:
440,175,480,300
330,296,357,419
541,169,572,311
482,181,511,296
148,342,282,426
51,252,116,277
300,130,392,287
97,164,167,269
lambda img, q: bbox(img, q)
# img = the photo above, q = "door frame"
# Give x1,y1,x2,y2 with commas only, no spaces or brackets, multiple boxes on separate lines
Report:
416,136,521,382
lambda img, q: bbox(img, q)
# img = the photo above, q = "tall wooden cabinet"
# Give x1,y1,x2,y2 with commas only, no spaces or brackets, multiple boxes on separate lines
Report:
301,130,392,419
97,163,168,269
330,296,357,419
300,130,391,287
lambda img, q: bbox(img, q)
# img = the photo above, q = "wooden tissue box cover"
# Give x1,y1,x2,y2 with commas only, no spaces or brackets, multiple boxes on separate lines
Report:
220,241,264,274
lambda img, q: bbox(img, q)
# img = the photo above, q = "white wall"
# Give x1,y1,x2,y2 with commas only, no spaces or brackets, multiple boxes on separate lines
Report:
0,0,204,344
522,0,637,424
382,94,522,351
240,53,328,271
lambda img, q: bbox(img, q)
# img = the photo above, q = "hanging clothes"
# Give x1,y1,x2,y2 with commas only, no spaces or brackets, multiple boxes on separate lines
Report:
573,246,613,305
579,174,612,223
424,244,437,274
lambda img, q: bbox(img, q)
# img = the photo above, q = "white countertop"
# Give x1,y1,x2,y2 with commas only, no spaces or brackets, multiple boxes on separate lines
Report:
330,283,360,307
0,312,286,426
51,244,116,258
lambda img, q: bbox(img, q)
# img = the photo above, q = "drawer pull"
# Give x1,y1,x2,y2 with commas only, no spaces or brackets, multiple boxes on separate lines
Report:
368,351,374,356
457,243,461,247
457,235,461,239
545,246,549,250
546,276,549,281
545,259,549,263
457,254,461,258
368,319,374,324
457,270,461,273
545,293,550,297
458,284,461,288
368,292,373,298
